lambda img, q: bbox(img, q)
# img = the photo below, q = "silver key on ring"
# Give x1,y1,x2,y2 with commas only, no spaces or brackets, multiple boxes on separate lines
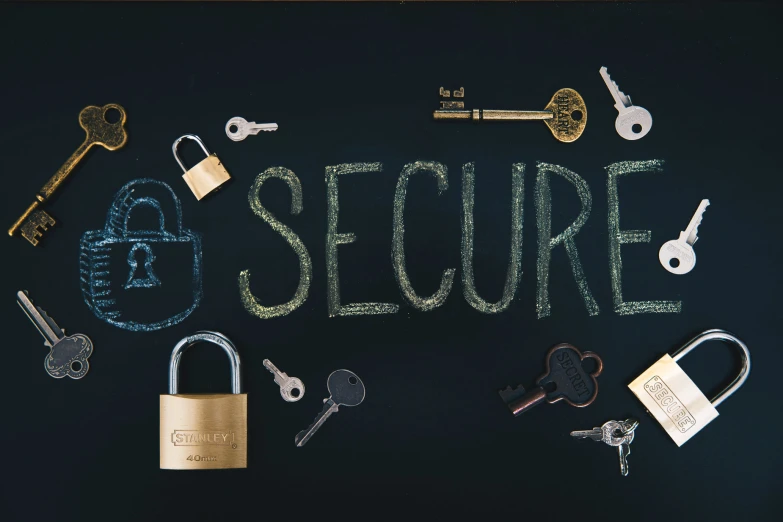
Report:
295,369,365,447
571,418,638,477
225,116,278,141
263,359,305,402
17,290,94,379
600,66,653,140
659,199,710,275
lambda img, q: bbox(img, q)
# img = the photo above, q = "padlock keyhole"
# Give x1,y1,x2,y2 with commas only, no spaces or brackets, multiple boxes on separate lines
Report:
125,242,162,289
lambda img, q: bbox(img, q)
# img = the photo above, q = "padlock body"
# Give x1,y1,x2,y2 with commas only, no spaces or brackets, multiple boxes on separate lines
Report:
182,154,231,200
628,354,718,446
160,393,247,469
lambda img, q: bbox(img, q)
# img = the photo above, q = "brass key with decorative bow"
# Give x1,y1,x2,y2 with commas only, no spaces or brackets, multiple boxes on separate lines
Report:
433,87,587,143
8,104,128,246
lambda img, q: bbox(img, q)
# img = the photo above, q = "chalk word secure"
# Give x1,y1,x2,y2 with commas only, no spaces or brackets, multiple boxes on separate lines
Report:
80,179,202,331
240,160,683,320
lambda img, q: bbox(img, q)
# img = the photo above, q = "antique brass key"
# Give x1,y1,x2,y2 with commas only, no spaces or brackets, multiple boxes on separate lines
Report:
8,104,128,245
433,87,587,142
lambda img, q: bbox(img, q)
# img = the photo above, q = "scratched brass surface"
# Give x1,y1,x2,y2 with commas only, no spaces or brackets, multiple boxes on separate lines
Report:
8,104,128,243
481,109,552,120
542,88,587,142
432,87,586,142
160,394,248,470
182,155,231,201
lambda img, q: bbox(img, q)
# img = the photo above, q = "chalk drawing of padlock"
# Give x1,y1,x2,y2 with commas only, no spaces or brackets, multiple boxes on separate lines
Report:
80,179,202,331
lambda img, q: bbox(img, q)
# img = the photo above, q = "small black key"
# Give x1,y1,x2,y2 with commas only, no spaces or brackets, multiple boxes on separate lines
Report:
499,343,603,416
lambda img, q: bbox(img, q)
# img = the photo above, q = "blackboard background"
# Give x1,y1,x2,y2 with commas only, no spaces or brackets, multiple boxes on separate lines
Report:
1,2,780,520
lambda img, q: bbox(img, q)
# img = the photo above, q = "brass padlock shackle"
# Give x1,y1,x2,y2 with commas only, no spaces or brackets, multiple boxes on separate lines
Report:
169,331,241,394
172,134,211,174
670,329,750,408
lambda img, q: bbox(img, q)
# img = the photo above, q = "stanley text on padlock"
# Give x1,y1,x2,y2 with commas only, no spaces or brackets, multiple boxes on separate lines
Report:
171,430,236,447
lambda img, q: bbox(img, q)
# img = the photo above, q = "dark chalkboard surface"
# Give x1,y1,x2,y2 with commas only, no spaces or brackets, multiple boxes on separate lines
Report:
1,2,780,520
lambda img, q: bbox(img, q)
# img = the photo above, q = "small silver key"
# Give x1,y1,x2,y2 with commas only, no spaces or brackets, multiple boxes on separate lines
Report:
225,116,278,141
570,427,605,441
263,359,305,402
572,418,638,477
17,290,94,379
295,369,365,447
659,199,710,275
600,66,653,140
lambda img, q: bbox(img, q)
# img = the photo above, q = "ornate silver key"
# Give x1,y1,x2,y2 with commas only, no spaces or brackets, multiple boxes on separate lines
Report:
17,290,94,379
295,370,365,447
263,359,305,402
571,418,639,476
659,199,710,274
600,67,652,140
225,116,278,141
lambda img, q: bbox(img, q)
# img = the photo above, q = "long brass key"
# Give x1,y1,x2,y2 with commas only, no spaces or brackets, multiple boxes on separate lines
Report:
433,88,587,143
8,104,128,246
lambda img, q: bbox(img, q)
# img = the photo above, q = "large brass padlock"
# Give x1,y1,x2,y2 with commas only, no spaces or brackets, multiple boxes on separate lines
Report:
160,331,247,469
628,329,750,446
172,134,231,200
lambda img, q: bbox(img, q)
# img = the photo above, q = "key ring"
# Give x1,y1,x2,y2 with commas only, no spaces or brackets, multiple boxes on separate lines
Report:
620,418,640,435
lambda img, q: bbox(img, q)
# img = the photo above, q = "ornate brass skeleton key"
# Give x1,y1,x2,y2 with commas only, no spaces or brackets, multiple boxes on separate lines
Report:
8,104,128,246
433,87,587,143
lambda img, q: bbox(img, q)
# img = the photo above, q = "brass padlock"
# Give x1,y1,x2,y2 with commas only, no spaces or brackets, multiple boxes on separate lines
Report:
160,331,247,469
172,134,231,200
628,329,750,446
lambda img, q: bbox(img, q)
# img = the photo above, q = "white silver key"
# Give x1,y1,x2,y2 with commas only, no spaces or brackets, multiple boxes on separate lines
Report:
570,427,604,441
263,359,305,402
599,66,653,140
659,199,710,275
225,116,278,142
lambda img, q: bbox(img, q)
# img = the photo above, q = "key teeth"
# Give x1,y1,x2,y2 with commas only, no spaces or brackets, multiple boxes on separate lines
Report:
685,200,710,244
498,384,526,405
611,80,629,102
20,211,56,246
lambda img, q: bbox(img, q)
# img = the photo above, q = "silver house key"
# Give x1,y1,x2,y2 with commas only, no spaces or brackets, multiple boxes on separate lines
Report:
263,359,305,402
225,116,278,142
17,290,94,379
295,369,365,447
600,66,653,140
572,418,638,476
659,199,710,275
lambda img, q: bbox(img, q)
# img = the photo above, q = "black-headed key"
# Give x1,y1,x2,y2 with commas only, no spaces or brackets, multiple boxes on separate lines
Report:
499,343,603,416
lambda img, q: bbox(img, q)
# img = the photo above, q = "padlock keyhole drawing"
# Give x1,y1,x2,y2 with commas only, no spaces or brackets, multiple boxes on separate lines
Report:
125,242,162,289
81,178,203,332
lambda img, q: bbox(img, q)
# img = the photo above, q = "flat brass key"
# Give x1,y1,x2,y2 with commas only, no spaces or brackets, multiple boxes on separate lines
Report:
433,87,587,143
8,104,128,245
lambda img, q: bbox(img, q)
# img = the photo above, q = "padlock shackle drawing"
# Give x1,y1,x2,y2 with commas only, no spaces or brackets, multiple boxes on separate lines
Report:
105,179,184,238
80,178,202,332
